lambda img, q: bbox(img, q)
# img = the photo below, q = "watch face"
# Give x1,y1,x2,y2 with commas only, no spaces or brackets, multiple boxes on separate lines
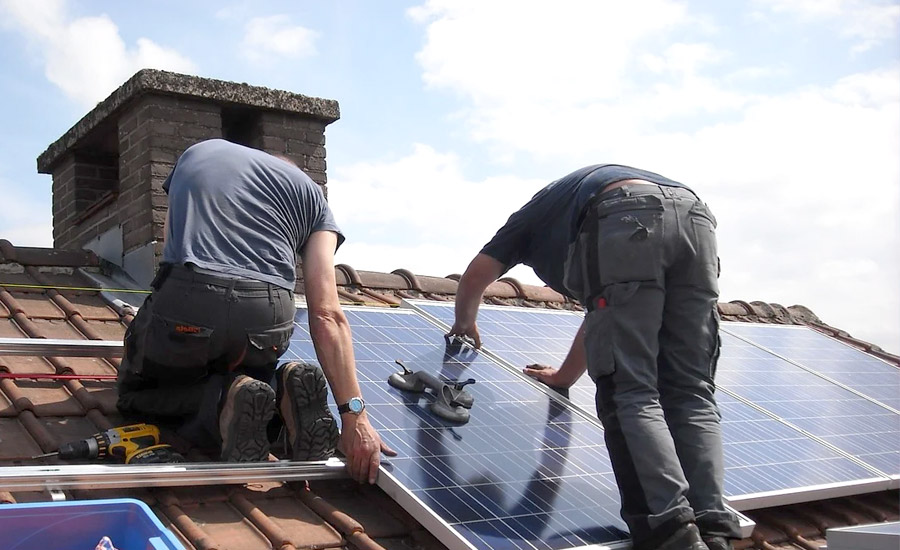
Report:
348,397,365,414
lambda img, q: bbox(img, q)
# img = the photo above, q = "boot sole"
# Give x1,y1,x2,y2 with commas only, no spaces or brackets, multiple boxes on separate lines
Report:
285,364,339,460
220,380,275,462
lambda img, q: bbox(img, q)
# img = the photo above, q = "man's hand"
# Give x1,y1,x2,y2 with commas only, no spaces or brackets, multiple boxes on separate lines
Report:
523,363,572,389
338,413,397,484
447,321,482,349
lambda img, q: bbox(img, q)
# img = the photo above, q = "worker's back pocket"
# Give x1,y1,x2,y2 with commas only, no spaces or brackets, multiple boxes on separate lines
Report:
243,319,295,368
144,313,214,370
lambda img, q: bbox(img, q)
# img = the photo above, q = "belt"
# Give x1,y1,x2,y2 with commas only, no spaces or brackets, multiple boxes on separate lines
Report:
161,264,274,290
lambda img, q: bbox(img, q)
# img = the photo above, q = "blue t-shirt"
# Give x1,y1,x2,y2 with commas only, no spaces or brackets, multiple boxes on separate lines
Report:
480,164,689,297
162,139,344,290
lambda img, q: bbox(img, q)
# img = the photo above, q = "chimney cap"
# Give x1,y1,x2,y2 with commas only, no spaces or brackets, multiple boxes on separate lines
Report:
37,69,341,173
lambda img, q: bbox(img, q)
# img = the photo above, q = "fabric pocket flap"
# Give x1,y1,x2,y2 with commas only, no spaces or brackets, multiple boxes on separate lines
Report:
247,319,294,351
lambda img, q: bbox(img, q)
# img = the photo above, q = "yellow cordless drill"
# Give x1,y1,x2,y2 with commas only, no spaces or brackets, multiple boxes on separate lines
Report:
34,423,183,464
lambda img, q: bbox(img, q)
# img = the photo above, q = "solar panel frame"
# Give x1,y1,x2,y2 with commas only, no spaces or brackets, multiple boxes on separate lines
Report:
721,323,900,413
283,305,635,550
404,300,897,510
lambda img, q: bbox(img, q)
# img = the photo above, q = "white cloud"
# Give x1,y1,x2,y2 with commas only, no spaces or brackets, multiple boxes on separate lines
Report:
409,0,692,105
329,144,546,279
403,1,900,352
239,15,318,63
0,0,195,108
752,0,900,51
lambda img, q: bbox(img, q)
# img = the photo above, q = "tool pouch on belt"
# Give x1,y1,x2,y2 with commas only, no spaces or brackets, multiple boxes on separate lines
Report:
242,319,294,368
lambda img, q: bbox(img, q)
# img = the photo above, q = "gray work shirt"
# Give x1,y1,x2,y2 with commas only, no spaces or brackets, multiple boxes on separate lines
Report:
162,139,344,290
480,164,690,297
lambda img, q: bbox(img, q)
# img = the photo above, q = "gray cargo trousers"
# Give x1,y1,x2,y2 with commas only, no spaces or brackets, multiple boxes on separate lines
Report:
564,183,740,549
116,264,295,447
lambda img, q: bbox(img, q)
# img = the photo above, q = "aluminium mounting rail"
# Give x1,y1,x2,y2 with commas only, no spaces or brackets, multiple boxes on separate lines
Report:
0,337,123,357
0,458,349,492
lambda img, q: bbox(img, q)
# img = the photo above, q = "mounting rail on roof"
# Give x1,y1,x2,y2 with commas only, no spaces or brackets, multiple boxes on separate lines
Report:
0,338,123,357
0,459,348,492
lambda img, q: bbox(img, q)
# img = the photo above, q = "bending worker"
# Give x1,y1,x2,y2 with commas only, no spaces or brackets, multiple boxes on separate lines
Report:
117,138,394,483
449,164,740,550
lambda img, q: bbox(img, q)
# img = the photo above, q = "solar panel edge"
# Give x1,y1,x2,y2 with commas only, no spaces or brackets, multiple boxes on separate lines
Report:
378,468,480,550
724,476,892,512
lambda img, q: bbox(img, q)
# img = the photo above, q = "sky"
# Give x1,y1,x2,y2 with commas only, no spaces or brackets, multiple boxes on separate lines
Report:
0,0,898,354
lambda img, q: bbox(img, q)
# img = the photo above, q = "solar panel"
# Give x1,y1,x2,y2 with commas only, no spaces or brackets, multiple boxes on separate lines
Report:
716,330,899,481
407,301,897,508
409,301,597,413
282,306,630,550
723,323,900,411
716,391,888,508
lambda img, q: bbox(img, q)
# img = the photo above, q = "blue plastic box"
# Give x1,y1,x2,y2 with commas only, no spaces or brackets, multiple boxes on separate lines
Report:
0,498,185,550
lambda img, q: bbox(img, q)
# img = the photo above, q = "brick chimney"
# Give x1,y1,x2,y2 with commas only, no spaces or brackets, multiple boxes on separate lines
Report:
37,69,340,287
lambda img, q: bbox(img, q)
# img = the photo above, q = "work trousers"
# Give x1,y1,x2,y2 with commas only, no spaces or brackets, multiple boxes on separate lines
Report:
116,264,295,446
564,184,741,549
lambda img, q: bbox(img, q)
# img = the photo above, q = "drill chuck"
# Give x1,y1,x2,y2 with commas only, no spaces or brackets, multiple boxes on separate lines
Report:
57,436,101,460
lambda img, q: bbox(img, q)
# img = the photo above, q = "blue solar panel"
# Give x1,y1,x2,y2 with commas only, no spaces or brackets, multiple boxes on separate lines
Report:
408,301,897,506
716,391,884,501
281,307,629,550
717,331,899,478
411,302,597,414
723,323,900,411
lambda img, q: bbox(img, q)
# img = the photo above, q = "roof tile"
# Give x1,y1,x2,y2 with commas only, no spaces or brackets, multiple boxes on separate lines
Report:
172,497,283,550
6,291,66,320
308,481,412,538
8,381,85,416
78,319,128,340
0,418,41,460
231,485,344,548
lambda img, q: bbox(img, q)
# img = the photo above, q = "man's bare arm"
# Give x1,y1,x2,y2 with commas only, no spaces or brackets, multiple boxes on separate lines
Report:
448,253,506,348
301,231,395,483
523,319,588,388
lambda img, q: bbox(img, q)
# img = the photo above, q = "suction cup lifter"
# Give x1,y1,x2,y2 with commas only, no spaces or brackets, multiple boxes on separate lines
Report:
445,333,477,350
389,360,475,424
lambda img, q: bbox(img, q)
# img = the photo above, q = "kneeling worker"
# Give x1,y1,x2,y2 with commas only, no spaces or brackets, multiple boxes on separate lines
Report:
117,139,394,484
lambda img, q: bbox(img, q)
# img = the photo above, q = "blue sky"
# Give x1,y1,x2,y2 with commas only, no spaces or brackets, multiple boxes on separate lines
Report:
1,0,898,354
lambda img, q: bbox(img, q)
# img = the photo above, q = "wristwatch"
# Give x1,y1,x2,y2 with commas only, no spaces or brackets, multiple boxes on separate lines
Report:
338,396,365,415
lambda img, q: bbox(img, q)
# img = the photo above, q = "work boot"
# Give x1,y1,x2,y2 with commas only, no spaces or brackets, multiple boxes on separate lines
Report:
657,523,709,550
279,362,339,460
219,375,275,462
702,537,733,550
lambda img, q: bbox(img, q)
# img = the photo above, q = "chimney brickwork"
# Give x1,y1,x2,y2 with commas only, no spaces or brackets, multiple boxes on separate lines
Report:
37,70,340,275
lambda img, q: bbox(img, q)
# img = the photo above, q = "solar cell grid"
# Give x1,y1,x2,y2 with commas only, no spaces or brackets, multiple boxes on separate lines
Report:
723,323,900,411
282,307,629,550
715,392,883,501
717,331,900,478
